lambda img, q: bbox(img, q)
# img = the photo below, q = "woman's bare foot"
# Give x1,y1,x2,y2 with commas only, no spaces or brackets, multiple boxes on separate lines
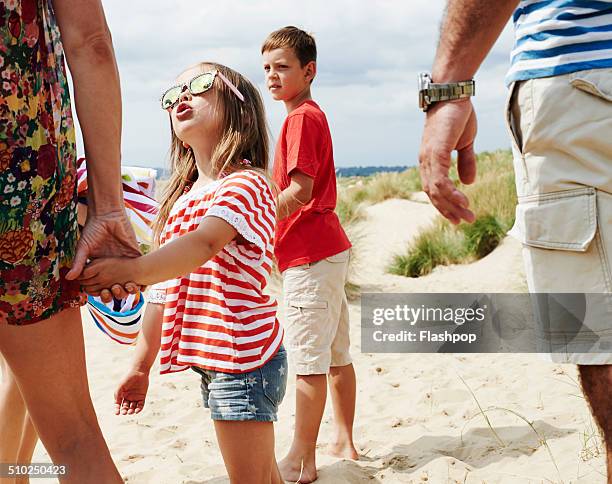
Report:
327,441,359,460
278,454,318,483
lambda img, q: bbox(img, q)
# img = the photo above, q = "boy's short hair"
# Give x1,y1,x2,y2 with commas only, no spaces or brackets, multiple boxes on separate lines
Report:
261,26,317,67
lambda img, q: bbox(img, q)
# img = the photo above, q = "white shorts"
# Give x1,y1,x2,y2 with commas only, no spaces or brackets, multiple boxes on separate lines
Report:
506,68,612,364
282,250,352,375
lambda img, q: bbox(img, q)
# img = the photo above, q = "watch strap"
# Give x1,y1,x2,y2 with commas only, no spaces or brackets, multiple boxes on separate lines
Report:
426,80,475,103
420,78,475,111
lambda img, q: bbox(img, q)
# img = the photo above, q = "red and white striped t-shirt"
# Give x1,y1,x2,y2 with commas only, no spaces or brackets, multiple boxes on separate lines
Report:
148,170,282,374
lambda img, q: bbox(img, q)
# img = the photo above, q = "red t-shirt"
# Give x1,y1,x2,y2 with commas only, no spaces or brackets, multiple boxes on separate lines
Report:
273,100,351,272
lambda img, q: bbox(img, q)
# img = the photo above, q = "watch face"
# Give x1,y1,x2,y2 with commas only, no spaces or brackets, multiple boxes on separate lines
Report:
418,72,432,110
418,72,431,91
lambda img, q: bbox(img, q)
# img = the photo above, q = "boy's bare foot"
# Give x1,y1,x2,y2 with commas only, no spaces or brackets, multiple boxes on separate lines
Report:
278,455,317,483
327,441,359,460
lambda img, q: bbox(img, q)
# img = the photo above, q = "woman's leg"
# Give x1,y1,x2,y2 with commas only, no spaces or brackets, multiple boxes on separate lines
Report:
0,356,27,463
214,420,281,484
0,308,122,484
16,412,38,466
0,356,39,469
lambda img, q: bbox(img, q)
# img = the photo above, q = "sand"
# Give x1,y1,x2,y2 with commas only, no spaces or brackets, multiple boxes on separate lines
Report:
29,196,607,483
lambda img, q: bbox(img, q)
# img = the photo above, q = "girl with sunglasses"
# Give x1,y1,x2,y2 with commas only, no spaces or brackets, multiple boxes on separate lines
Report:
79,62,286,483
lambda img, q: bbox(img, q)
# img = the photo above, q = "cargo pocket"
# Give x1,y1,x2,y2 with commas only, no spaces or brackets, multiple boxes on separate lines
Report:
288,297,328,313
509,187,596,251
569,69,612,102
508,187,612,292
285,297,329,347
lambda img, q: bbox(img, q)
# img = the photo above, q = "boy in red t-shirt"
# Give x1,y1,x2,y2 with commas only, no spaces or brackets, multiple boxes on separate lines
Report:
262,26,358,482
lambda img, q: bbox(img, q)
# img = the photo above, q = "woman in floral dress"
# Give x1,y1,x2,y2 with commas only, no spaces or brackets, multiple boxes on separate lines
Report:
0,0,139,481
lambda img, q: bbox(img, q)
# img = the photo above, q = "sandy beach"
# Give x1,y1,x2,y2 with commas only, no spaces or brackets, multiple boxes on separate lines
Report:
30,196,607,483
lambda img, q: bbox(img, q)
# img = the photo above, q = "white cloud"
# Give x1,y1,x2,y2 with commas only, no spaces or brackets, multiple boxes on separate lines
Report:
71,0,516,168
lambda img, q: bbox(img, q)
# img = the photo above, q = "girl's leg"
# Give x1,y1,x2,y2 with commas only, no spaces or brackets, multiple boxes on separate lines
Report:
214,420,281,484
0,308,122,484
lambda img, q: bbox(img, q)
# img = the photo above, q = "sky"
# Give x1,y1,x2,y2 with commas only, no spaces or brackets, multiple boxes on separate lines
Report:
72,0,516,169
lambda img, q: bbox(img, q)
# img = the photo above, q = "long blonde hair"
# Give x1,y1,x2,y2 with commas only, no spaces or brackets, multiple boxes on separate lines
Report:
153,62,270,244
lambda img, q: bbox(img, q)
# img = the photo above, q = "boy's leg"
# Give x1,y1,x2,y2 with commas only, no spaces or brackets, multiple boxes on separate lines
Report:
214,420,281,484
280,251,352,481
279,374,327,483
327,283,358,460
0,308,122,484
328,364,358,460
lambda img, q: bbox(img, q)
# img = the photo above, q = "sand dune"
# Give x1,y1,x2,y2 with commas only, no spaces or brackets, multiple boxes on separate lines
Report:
29,196,607,483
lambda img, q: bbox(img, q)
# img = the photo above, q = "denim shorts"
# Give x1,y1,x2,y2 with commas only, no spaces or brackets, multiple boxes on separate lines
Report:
191,346,287,421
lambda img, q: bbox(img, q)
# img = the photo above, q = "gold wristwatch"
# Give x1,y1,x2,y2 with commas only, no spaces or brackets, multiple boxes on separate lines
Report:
418,72,475,112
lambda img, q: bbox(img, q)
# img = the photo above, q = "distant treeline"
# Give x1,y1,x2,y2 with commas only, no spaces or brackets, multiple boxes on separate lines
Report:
148,165,413,179
336,166,412,177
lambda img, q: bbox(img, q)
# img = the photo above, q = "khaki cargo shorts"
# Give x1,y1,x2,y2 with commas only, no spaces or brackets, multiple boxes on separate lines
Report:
281,249,352,375
506,67,612,365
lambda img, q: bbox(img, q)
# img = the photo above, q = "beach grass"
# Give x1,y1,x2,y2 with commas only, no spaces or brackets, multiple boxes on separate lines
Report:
335,166,422,215
335,167,422,297
458,374,564,484
388,150,517,277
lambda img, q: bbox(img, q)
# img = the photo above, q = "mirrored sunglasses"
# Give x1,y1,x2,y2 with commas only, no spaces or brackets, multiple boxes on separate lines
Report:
160,70,245,110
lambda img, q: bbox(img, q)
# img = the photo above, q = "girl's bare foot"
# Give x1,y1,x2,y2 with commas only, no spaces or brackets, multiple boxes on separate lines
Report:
278,454,318,483
327,441,359,460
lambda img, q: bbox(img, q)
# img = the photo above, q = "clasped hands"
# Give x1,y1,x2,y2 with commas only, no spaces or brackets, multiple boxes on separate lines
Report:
79,256,142,302
65,210,144,303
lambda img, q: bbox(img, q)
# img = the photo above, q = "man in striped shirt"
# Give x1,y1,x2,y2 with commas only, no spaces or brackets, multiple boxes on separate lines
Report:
419,1,612,481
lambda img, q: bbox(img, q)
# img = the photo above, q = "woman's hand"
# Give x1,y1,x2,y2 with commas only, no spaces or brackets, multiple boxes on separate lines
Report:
67,211,142,300
114,368,150,415
67,211,141,278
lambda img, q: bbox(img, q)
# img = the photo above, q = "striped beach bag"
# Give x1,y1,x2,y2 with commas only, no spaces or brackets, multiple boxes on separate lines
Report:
77,158,159,345
87,292,145,345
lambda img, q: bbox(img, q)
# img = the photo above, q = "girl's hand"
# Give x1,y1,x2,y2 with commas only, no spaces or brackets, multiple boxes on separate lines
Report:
114,368,150,415
79,257,142,294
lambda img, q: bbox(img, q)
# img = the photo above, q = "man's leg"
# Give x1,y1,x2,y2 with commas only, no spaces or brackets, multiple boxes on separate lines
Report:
578,364,612,483
278,374,326,483
0,308,122,484
328,363,358,460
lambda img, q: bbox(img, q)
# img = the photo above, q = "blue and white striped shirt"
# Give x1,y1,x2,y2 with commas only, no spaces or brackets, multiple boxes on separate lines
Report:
506,0,612,84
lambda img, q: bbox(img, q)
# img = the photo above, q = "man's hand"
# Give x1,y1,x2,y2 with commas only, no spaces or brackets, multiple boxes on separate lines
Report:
419,98,478,225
